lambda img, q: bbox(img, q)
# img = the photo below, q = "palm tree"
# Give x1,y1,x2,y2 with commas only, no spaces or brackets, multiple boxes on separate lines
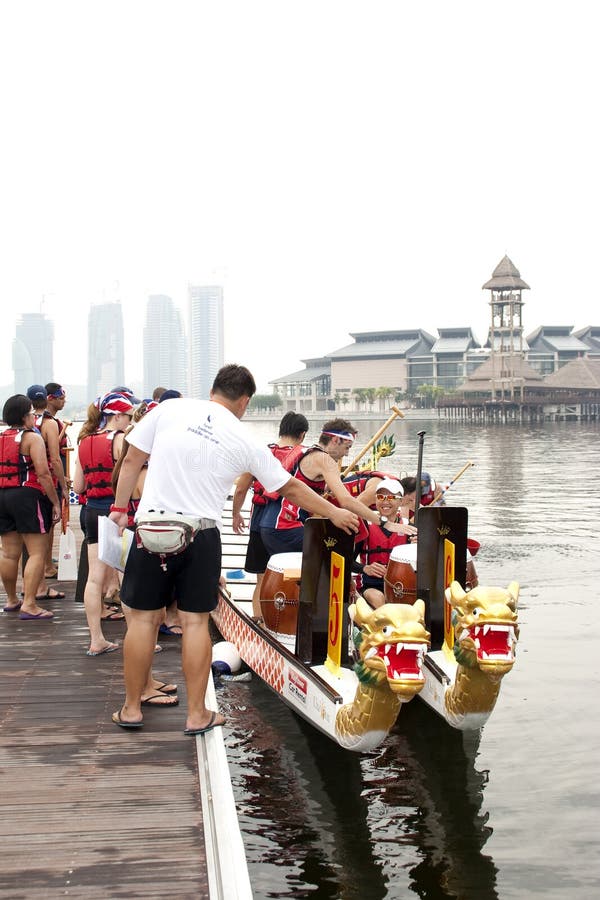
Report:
376,386,395,411
352,388,367,411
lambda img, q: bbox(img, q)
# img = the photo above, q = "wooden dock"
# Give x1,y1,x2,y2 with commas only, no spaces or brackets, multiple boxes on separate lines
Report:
0,514,251,899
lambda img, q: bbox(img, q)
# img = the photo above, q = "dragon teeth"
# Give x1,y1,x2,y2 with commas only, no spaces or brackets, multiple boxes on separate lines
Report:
365,647,378,660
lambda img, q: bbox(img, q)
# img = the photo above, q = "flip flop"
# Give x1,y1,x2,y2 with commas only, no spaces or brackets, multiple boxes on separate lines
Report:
112,710,143,729
141,694,179,707
154,682,178,695
159,623,183,636
3,602,23,613
86,643,119,657
101,610,125,621
36,589,66,600
183,711,223,736
19,610,54,620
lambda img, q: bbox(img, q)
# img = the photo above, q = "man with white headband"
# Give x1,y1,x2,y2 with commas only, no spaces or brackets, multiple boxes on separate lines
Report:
260,417,404,556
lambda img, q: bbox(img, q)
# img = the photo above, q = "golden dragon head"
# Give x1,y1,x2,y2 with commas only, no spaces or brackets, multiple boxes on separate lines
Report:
349,597,430,700
447,581,520,681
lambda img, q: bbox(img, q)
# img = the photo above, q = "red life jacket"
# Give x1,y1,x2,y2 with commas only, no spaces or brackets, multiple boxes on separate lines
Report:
355,521,408,590
342,470,390,500
275,446,327,530
359,522,408,568
0,428,26,488
252,444,305,505
0,428,46,492
78,431,119,499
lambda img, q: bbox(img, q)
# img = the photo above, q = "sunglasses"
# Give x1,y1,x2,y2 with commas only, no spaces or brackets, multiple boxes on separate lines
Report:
375,491,401,500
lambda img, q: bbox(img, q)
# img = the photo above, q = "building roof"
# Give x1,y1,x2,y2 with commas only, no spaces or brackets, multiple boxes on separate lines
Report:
270,362,331,385
460,354,543,392
431,328,481,354
526,326,588,353
573,326,600,354
482,255,530,291
542,357,600,390
327,330,435,360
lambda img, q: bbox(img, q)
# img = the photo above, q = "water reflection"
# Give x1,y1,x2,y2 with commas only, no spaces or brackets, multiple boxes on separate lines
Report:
222,678,498,899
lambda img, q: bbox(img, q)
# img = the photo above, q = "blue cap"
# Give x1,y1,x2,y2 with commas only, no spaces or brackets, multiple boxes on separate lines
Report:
27,384,47,401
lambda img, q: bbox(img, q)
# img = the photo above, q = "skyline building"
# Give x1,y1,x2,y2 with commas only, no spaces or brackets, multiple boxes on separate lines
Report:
188,284,224,399
143,294,187,396
12,312,54,391
87,301,125,400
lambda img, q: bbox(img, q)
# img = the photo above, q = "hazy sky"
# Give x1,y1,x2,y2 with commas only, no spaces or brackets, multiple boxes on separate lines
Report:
1,1,598,393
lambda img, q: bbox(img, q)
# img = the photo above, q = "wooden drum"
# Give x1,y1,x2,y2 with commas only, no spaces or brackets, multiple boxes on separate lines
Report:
384,543,418,604
260,552,303,648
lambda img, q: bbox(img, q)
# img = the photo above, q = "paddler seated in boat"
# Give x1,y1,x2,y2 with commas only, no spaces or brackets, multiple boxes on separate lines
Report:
352,477,417,609
260,419,398,556
419,471,445,507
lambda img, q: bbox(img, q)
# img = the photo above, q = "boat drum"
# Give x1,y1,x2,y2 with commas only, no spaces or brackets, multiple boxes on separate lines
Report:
384,543,418,603
260,552,303,651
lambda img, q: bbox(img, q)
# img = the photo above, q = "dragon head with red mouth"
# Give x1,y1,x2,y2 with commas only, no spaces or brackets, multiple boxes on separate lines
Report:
350,597,430,700
447,581,519,680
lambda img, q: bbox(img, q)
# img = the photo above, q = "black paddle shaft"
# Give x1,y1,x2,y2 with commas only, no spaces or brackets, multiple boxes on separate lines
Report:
414,430,426,527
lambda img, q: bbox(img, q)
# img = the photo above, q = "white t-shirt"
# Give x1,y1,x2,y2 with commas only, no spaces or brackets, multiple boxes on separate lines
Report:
126,398,290,526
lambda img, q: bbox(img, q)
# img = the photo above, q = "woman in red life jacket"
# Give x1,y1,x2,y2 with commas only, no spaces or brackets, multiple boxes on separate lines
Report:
0,394,61,619
73,392,133,655
352,478,417,609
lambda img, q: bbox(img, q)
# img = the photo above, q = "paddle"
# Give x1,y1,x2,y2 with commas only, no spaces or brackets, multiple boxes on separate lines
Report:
432,460,474,506
340,405,405,478
414,430,426,527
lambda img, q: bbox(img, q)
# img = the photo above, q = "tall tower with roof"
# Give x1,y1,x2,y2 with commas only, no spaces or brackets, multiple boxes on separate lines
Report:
482,255,530,401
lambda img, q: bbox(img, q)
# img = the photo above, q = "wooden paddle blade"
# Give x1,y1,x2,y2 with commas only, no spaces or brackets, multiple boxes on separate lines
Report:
61,497,70,534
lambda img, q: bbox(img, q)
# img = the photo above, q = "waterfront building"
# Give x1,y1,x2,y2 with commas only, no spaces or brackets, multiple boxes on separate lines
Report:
12,312,54,390
526,325,588,376
270,357,332,413
326,329,436,407
143,294,186,396
431,328,483,390
88,302,125,400
188,285,224,399
268,255,599,415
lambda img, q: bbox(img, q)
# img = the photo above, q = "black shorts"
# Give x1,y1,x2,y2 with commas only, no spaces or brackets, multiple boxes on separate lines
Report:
120,527,222,614
261,525,304,556
0,487,53,535
244,529,270,574
84,507,109,545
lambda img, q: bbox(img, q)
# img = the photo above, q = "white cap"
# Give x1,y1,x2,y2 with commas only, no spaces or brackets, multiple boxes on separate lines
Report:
376,478,404,497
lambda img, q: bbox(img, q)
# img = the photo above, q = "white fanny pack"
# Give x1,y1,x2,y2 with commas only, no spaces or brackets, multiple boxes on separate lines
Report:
135,510,216,564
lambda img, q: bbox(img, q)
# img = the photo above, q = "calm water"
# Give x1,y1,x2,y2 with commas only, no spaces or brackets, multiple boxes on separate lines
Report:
217,418,600,899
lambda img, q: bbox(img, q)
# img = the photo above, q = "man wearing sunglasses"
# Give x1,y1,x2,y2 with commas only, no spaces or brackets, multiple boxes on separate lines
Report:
353,477,417,609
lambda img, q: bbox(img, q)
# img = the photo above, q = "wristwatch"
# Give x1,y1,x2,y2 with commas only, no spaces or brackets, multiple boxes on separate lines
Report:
378,513,388,527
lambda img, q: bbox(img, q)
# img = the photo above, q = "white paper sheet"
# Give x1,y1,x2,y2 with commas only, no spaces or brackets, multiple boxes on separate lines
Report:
98,516,135,572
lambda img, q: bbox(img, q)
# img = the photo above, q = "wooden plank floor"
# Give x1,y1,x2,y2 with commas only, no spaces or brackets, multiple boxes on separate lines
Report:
0,517,210,899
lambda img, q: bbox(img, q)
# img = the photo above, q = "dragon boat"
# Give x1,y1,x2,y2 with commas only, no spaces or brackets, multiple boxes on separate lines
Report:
213,504,519,752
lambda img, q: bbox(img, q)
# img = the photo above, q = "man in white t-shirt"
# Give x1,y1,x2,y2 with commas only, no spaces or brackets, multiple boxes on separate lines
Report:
109,364,359,735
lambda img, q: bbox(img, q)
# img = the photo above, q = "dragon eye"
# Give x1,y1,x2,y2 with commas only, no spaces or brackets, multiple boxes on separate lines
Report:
471,607,483,618
381,625,394,636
